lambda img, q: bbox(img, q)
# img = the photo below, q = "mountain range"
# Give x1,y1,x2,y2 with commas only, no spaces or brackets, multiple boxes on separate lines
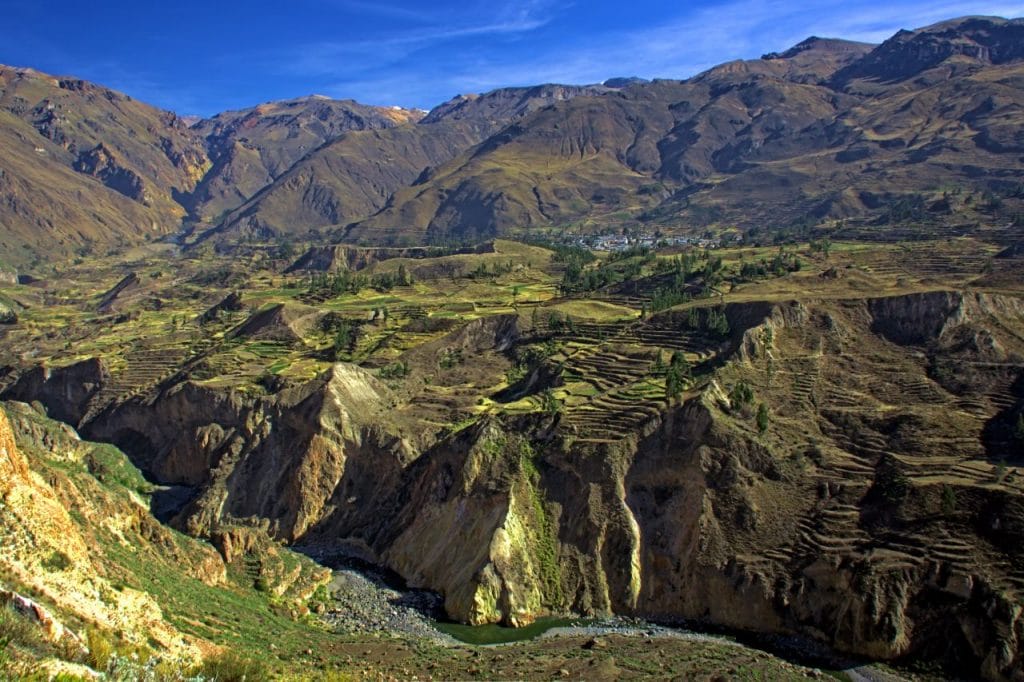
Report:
0,15,1022,269
3,13,1024,679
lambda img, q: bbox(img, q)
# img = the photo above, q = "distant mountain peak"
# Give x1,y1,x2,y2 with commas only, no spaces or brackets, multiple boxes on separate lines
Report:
917,14,1023,32
831,14,1024,87
603,77,650,88
762,36,877,61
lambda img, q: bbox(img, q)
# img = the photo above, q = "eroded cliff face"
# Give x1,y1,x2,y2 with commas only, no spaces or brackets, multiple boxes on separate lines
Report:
373,424,553,626
7,290,1024,679
3,358,107,428
613,292,1024,680
286,242,495,273
85,363,408,542
624,395,1024,678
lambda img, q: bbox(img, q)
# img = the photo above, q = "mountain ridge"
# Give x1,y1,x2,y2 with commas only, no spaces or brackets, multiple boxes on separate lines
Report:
0,14,1022,269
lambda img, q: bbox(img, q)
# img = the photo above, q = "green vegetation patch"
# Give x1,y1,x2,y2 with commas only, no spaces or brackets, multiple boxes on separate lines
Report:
433,616,579,645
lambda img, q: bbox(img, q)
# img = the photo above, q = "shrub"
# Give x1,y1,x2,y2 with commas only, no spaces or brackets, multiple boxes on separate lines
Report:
872,455,910,504
378,361,409,380
994,459,1008,484
728,381,754,410
197,650,270,682
0,604,42,652
756,403,769,434
85,626,117,671
941,485,957,516
540,389,562,416
439,348,463,369
84,627,148,672
41,550,72,572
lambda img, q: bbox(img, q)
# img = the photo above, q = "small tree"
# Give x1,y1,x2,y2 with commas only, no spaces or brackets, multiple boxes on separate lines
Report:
873,455,910,504
651,351,666,376
941,485,957,516
665,366,684,402
729,380,754,410
540,389,562,416
810,237,832,259
994,459,1008,484
706,307,730,338
686,307,700,330
333,321,353,360
669,350,690,377
759,326,774,358
756,402,769,434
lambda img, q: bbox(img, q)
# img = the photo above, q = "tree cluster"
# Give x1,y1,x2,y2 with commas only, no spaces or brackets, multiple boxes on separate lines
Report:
683,306,730,338
307,270,367,297
737,249,803,281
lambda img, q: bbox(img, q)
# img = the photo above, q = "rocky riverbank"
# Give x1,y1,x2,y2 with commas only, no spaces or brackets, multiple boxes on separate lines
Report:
312,554,919,682
314,558,454,642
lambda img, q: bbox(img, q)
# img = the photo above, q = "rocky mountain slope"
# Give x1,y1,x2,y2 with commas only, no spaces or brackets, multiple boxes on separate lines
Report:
186,96,425,224
1,16,1022,270
0,399,332,676
0,66,209,268
200,84,612,247
349,17,1024,244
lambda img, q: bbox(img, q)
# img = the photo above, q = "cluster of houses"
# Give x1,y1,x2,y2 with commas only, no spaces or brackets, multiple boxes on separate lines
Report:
572,233,722,252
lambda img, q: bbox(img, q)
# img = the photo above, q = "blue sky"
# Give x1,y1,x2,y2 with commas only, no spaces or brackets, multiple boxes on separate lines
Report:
1,0,1021,116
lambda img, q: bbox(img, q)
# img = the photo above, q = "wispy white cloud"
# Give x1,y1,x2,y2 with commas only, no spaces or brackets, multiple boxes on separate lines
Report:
274,0,558,79
327,0,435,23
337,0,1021,106
495,0,1024,86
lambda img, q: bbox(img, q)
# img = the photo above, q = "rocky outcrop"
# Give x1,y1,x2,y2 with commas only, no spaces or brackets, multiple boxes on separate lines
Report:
286,242,495,273
96,272,140,313
0,400,348,672
868,290,1024,347
0,301,17,324
0,589,83,650
832,16,1024,87
1,358,107,428
227,302,320,344
73,144,150,204
622,394,1024,677
87,363,406,542
198,291,244,324
0,403,206,656
210,525,330,606
349,421,563,627
0,404,29,483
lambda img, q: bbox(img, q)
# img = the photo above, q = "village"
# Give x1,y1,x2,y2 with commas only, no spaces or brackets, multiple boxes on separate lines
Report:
571,231,723,252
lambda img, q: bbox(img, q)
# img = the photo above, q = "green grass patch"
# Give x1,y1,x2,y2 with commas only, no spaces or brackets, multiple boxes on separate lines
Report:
267,359,291,374
548,299,637,321
432,616,579,645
